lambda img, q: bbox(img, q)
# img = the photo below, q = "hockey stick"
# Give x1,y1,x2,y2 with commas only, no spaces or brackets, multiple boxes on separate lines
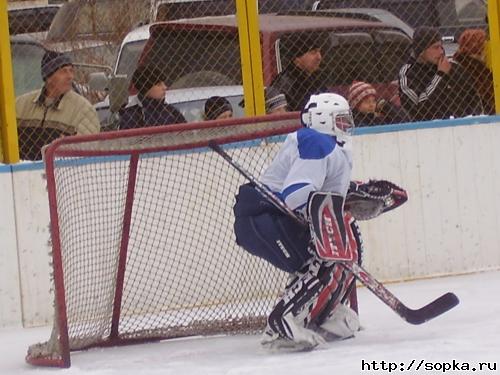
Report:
209,140,459,325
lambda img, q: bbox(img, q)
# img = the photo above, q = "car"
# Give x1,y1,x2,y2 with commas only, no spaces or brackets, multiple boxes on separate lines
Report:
139,13,410,90
311,0,487,41
10,35,47,97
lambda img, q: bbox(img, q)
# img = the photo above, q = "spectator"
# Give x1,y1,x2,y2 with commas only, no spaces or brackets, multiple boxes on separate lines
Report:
268,32,327,111
348,81,409,126
399,26,482,121
119,65,186,129
453,29,495,115
265,86,288,114
16,50,100,161
204,96,233,120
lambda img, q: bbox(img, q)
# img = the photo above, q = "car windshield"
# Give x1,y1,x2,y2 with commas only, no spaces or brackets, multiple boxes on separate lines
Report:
115,39,148,80
143,29,241,88
11,42,45,96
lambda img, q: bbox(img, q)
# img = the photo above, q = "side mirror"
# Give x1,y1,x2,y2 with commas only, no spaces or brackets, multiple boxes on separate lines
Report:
88,72,110,91
109,75,129,113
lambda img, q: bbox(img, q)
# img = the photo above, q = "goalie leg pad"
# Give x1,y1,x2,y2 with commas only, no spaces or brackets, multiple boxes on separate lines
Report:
262,258,335,351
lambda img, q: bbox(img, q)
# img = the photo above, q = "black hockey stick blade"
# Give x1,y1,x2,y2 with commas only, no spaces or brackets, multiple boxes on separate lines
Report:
344,262,459,324
397,292,460,325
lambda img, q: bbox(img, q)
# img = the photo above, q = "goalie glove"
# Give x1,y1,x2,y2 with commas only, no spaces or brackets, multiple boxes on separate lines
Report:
345,180,408,221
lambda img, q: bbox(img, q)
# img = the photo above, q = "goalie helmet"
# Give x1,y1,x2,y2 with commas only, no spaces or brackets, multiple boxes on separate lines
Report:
301,93,354,142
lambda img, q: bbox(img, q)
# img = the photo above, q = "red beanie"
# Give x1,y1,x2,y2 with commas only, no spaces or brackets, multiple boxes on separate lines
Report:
348,81,377,109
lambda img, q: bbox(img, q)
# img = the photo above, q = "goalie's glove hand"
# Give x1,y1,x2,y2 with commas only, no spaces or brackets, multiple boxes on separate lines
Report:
345,180,408,220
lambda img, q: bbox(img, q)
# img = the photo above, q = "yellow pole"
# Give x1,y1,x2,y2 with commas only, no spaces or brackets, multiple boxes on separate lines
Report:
488,0,500,114
235,0,265,116
0,0,19,163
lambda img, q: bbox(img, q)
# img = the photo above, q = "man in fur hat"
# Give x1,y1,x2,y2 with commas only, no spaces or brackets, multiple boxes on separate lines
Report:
399,26,482,121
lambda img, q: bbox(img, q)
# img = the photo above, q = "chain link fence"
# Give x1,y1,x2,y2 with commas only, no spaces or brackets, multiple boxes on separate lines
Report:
6,0,492,161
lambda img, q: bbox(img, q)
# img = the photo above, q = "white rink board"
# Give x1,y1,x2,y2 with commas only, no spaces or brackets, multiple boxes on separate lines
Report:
0,167,22,327
1,117,500,328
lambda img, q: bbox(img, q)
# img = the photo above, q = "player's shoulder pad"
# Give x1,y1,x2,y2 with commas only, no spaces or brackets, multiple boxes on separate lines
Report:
296,128,336,160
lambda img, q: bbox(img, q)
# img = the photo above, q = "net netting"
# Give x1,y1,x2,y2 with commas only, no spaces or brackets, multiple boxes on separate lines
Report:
26,114,301,367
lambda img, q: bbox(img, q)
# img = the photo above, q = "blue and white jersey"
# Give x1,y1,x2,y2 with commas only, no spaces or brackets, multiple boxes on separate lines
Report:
260,128,352,213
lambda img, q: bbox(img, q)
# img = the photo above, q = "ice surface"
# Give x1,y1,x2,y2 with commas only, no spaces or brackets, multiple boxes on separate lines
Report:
1,271,498,374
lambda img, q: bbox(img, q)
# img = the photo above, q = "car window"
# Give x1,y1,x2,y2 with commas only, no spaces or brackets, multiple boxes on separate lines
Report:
173,94,244,122
8,6,59,35
116,40,148,79
11,42,45,96
455,0,486,25
144,30,241,88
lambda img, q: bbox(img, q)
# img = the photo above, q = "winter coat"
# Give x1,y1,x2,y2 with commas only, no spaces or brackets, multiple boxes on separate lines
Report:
268,64,326,111
119,95,186,130
453,53,495,115
398,59,483,121
16,87,100,160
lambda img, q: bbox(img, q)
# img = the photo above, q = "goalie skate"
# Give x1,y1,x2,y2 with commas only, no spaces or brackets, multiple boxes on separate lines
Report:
261,316,324,352
314,304,360,342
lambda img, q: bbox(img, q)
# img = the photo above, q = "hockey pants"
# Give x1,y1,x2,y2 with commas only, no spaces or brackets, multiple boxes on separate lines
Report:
233,183,312,273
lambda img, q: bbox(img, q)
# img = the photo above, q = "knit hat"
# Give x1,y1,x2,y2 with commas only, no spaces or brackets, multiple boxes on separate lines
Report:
41,50,73,81
265,87,288,113
281,32,324,61
204,96,233,120
412,26,442,58
132,65,167,96
458,29,486,56
348,81,377,110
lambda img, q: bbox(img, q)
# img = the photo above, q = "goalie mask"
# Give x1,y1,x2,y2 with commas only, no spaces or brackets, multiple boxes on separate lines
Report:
301,93,354,142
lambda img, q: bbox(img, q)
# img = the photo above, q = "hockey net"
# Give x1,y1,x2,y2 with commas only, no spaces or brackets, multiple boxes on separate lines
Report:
26,114,302,367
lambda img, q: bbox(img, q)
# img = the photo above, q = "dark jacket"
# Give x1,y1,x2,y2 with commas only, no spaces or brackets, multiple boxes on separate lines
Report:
453,53,495,115
268,64,326,111
398,59,483,121
353,100,410,127
119,95,186,130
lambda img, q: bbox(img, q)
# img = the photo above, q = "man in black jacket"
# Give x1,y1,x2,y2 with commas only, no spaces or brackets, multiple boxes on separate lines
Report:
399,26,482,121
269,32,327,111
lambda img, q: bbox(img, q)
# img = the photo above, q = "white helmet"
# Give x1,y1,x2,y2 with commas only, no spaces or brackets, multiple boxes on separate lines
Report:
301,93,354,142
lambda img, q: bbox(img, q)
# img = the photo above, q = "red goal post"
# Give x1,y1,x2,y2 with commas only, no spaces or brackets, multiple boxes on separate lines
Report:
26,113,304,367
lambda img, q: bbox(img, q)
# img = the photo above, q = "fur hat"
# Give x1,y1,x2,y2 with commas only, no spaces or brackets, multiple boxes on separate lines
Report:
412,26,442,58
41,50,73,81
132,65,167,96
204,96,233,120
458,29,486,56
265,87,287,113
348,81,377,110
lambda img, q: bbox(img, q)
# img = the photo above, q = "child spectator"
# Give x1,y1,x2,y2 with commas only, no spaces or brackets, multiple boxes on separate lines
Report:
348,81,409,127
204,96,233,120
265,87,288,114
119,65,186,129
